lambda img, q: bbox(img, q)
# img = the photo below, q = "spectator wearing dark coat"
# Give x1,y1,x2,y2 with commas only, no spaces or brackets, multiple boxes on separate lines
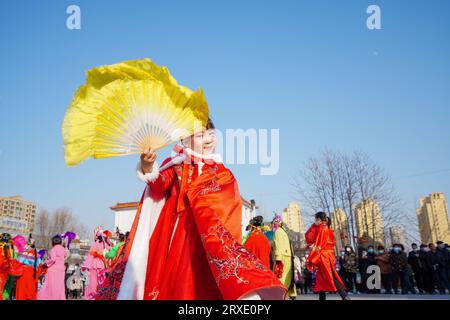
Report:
419,244,434,294
390,244,410,294
428,243,443,293
343,245,359,293
436,241,450,294
358,246,377,293
336,249,347,289
376,245,393,294
408,243,425,294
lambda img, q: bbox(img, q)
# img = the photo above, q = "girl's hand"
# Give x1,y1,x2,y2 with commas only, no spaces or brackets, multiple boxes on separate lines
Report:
140,147,157,174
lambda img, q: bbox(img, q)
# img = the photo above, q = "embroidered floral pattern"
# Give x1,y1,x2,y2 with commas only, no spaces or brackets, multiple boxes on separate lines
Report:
201,225,266,285
147,286,159,300
95,240,130,300
95,260,126,300
200,179,221,195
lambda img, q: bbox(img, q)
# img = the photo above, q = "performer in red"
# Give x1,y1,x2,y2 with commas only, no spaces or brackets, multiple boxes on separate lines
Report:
305,212,349,300
14,237,44,300
97,119,286,300
0,233,13,300
243,216,271,270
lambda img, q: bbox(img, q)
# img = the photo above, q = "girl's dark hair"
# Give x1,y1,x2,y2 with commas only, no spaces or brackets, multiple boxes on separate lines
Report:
206,118,215,130
314,211,327,220
52,235,62,246
119,233,125,242
315,212,330,226
253,216,264,227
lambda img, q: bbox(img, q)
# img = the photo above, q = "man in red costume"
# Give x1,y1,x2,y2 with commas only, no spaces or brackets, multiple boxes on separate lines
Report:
97,119,286,300
305,212,349,300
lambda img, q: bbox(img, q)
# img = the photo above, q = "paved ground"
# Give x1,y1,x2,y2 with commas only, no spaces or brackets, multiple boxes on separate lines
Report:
296,293,450,300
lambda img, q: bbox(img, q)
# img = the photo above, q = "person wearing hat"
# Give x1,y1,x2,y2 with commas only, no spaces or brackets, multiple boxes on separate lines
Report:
82,227,110,300
271,214,297,299
244,216,271,270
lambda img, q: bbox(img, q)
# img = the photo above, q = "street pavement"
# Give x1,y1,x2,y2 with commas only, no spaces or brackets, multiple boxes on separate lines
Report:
296,293,450,300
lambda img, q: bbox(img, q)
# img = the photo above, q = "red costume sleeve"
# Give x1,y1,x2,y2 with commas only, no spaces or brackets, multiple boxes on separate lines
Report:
186,167,286,300
147,158,177,195
305,224,318,247
306,224,327,267
8,259,24,276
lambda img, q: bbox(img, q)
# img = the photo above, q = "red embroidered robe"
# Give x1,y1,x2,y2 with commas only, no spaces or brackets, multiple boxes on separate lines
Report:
96,150,285,300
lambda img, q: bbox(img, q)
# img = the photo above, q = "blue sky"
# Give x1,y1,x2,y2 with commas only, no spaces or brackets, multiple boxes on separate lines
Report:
1,0,449,234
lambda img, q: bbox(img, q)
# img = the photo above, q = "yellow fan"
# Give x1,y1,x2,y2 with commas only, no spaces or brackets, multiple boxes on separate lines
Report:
62,58,209,166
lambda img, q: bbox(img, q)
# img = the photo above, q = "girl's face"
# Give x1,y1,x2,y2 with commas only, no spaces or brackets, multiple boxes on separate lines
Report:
188,129,217,155
201,129,217,155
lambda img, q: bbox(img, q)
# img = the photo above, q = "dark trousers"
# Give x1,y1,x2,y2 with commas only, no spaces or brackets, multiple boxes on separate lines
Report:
303,281,311,294
402,272,416,293
381,273,393,294
413,268,425,293
338,270,347,288
392,271,406,293
344,272,357,292
422,271,434,293
360,270,369,293
437,267,450,293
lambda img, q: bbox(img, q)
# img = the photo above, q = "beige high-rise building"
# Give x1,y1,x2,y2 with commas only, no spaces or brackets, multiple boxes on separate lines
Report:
0,196,37,234
355,199,385,245
330,208,350,251
416,192,450,244
282,202,305,234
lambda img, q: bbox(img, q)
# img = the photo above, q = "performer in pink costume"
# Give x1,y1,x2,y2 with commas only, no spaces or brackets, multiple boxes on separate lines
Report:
82,227,110,300
37,235,67,300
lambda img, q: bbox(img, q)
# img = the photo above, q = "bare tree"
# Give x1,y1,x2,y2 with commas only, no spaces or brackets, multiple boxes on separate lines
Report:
34,209,51,249
33,207,89,250
292,148,407,249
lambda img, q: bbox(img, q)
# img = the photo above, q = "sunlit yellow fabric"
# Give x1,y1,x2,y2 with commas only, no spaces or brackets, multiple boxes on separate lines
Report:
62,58,209,166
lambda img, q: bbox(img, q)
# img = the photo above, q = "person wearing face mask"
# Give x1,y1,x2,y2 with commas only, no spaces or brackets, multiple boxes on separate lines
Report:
435,241,450,294
408,243,425,294
343,245,359,294
375,245,393,294
366,246,378,293
358,246,377,293
336,249,347,289
389,244,410,294
418,244,434,294
428,243,443,293
96,119,286,301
